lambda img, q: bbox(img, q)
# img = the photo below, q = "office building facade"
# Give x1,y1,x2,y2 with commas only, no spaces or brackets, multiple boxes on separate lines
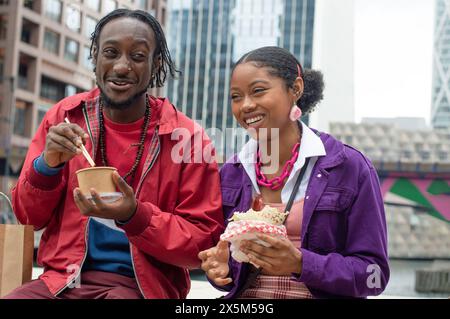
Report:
0,0,167,193
431,0,450,129
166,0,316,158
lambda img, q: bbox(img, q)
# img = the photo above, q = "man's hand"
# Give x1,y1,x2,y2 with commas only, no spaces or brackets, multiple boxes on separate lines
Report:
44,122,89,167
73,171,137,222
198,240,232,286
240,234,303,276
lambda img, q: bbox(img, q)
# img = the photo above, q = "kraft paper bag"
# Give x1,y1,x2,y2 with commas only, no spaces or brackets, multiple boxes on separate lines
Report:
0,224,34,297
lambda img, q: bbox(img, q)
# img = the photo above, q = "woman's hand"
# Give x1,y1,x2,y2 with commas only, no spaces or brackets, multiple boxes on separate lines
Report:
73,171,137,222
198,240,232,286
240,234,303,276
44,122,89,167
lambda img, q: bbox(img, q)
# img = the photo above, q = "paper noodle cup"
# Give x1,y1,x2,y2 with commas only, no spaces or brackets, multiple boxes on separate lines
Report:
75,166,122,203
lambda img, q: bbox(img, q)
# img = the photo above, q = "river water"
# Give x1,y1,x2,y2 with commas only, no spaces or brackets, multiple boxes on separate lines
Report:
381,259,449,298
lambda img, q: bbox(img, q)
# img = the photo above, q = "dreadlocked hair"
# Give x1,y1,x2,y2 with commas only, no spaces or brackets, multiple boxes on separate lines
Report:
89,8,180,88
234,46,324,114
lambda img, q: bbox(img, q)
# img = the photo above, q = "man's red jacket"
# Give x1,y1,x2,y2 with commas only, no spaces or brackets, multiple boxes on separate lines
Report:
12,88,224,298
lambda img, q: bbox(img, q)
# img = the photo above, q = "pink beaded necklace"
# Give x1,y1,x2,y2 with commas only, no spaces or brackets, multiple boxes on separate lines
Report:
255,142,300,190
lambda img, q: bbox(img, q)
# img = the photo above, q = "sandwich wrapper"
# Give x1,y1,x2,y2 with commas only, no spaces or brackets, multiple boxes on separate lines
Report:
220,205,288,263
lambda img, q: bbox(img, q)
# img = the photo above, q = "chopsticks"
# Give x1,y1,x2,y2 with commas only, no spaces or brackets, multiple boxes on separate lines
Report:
64,117,96,167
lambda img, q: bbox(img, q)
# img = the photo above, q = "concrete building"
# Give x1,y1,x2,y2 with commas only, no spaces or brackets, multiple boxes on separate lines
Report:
361,117,429,132
330,121,450,166
330,121,450,259
0,0,167,194
431,0,450,129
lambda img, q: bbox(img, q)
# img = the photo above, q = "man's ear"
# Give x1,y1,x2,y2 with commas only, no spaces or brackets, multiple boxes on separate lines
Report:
152,54,162,73
91,45,98,67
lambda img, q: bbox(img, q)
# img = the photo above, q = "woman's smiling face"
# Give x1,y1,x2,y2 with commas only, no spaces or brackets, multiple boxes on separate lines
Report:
230,62,297,139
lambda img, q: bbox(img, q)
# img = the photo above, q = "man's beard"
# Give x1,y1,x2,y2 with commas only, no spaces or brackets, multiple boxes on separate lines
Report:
98,84,150,110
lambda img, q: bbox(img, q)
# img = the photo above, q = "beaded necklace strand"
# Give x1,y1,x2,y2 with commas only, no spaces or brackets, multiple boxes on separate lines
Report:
99,94,152,186
255,124,302,191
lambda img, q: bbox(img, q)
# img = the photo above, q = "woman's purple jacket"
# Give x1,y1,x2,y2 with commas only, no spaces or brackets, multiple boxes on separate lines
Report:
214,130,390,298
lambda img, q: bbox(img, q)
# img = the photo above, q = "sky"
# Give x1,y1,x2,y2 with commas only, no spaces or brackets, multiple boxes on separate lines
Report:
354,0,435,124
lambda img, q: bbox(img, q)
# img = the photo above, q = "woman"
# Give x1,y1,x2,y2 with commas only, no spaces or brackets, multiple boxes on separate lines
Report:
198,46,389,299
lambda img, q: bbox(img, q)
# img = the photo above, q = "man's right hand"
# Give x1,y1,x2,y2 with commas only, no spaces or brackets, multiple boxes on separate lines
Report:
198,240,232,286
43,122,89,167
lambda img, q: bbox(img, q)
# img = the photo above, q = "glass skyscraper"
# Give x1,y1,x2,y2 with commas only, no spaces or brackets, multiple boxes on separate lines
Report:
232,0,283,61
166,0,235,131
432,0,450,128
166,0,316,158
279,0,315,69
280,0,315,125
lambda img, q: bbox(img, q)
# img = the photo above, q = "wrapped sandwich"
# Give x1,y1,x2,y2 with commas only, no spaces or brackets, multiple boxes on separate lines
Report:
220,205,288,263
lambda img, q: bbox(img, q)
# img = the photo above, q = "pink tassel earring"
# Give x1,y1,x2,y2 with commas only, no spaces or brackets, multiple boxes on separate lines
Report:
289,105,302,121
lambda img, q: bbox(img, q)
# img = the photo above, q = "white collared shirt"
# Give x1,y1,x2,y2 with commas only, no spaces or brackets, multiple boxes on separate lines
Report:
238,121,326,203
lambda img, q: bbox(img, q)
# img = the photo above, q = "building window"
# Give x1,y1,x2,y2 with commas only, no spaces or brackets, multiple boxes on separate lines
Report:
43,29,60,54
24,0,40,12
64,38,79,63
44,0,62,23
421,151,430,160
14,100,32,137
84,16,97,39
18,63,29,90
40,75,66,102
0,0,10,5
402,151,412,159
137,0,147,10
21,23,31,43
40,76,82,102
0,53,4,83
18,53,36,92
161,7,166,25
103,0,117,13
86,0,100,12
23,0,33,9
21,18,39,47
82,46,93,70
36,107,49,129
66,6,81,32
0,14,7,40
65,84,77,97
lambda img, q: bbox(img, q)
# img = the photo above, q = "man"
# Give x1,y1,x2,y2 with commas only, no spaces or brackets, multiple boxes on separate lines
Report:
5,9,223,299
